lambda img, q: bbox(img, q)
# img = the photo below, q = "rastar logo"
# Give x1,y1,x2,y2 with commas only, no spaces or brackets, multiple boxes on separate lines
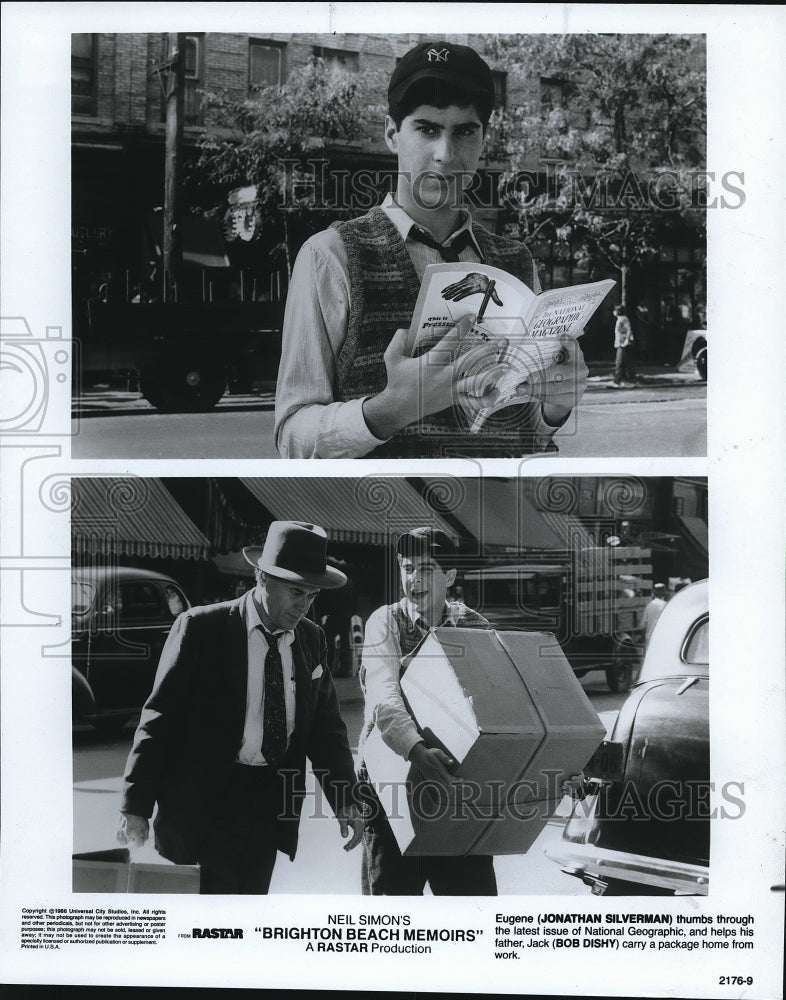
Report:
427,48,450,63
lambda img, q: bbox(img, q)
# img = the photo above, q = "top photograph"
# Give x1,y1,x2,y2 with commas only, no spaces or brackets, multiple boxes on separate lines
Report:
70,31,708,459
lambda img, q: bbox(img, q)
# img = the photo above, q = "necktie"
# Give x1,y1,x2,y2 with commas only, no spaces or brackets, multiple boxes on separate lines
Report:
408,226,475,262
260,627,287,765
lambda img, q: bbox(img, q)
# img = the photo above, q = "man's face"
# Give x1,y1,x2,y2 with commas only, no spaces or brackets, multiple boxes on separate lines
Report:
398,554,457,625
257,574,320,631
385,104,485,212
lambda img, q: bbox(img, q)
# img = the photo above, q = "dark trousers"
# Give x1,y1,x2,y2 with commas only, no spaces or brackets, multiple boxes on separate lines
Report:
361,809,497,896
197,764,286,894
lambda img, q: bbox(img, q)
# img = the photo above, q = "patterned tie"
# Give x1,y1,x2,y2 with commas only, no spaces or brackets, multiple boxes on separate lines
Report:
408,226,475,262
259,626,287,765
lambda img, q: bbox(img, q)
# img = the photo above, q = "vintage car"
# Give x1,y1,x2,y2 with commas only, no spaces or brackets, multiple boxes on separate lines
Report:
72,566,190,733
546,579,709,895
679,328,708,381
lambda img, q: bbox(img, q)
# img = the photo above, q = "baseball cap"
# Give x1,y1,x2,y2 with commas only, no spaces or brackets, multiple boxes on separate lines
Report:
388,41,495,110
396,527,457,570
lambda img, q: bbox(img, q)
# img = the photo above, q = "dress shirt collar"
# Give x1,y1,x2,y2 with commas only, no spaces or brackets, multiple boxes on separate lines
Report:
401,596,462,630
380,193,482,258
240,589,294,645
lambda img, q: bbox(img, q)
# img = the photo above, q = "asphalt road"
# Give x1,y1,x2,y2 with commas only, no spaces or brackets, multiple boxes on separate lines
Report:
72,673,625,897
70,378,706,459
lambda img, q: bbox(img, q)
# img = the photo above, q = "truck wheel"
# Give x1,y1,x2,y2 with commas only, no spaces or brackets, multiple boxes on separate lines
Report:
142,354,227,412
606,637,640,693
605,662,633,693
139,375,165,409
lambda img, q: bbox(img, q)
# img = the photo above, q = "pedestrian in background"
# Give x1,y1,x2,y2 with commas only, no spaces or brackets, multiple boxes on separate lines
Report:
612,305,637,388
642,582,669,646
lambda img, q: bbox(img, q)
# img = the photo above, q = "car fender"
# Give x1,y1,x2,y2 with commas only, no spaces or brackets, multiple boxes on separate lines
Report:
72,665,97,719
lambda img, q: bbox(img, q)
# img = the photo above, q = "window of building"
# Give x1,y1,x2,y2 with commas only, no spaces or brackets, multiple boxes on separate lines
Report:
159,34,203,125
540,77,566,112
249,40,285,90
313,46,359,75
72,33,97,115
491,70,506,111
182,34,203,124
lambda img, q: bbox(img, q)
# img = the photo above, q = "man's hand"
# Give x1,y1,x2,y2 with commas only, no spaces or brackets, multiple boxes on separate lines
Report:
363,315,499,439
116,813,149,849
560,773,587,800
336,806,365,851
442,272,504,305
465,334,587,425
408,742,457,787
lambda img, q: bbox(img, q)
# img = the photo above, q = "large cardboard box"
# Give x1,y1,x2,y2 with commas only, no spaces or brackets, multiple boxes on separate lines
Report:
72,848,200,893
363,628,605,856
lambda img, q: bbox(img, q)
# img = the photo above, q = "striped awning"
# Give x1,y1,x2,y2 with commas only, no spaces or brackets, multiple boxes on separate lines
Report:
417,477,595,552
72,477,211,560
239,478,459,547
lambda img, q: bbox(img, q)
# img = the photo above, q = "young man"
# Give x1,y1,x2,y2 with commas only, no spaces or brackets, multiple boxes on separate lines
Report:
357,527,496,895
117,521,364,894
275,40,588,458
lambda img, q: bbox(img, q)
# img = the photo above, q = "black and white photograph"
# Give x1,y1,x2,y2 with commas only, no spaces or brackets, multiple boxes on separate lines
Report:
70,475,709,897
0,3,784,999
66,27,708,459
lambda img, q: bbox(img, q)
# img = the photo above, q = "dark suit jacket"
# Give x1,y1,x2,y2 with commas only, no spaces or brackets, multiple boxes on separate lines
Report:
120,596,357,864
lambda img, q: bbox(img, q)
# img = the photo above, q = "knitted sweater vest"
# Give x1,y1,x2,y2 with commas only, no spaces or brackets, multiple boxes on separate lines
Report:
330,208,542,458
390,602,488,665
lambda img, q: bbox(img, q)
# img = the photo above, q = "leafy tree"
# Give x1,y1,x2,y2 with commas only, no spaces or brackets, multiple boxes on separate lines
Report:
191,58,383,277
481,34,707,304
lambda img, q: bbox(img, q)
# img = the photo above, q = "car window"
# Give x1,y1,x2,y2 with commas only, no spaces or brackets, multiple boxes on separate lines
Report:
163,585,187,617
682,615,709,665
72,580,95,615
119,582,168,623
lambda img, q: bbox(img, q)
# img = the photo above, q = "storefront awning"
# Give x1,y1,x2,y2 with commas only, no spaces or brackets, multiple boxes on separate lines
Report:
72,478,211,560
239,478,459,547
677,515,709,558
417,477,595,552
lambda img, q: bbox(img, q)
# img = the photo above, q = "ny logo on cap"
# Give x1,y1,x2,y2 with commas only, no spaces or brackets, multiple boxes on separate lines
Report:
427,48,450,63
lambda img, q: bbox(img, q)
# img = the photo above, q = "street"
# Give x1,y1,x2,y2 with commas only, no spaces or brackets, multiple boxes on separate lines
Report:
72,672,625,897
70,375,706,459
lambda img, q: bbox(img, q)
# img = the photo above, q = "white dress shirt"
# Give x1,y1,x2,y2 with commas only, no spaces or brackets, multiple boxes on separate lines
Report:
236,589,297,766
359,598,486,762
274,194,547,459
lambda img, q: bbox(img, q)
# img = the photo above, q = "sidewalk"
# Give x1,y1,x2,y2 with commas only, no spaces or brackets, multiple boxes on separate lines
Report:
72,365,703,416
585,360,703,392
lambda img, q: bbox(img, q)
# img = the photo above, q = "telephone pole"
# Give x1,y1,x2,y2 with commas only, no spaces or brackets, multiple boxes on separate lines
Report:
162,33,185,302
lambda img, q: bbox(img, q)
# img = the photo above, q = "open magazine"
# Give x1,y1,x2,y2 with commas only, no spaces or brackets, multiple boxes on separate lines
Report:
406,262,616,431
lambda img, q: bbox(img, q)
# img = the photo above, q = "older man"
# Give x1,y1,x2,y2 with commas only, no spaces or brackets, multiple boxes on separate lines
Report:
117,521,363,894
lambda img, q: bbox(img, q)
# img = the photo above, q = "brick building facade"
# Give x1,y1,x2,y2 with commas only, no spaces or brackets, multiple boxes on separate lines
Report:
72,32,705,363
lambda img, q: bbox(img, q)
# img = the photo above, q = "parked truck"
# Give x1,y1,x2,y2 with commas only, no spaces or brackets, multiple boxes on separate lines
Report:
462,546,652,693
72,215,285,411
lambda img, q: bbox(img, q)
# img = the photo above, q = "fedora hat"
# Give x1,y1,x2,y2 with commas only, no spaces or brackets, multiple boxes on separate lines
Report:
243,521,347,590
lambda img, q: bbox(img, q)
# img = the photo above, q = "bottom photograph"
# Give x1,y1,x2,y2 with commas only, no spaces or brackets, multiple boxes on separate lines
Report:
70,475,709,898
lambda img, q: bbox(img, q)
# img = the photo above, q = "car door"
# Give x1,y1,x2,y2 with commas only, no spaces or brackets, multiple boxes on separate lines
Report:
87,578,187,712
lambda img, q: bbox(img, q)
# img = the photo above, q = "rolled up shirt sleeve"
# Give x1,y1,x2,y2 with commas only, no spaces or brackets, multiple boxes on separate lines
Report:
274,232,389,459
361,606,422,761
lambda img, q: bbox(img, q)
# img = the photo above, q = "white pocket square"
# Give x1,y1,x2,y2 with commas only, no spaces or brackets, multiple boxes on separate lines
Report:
311,664,323,680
